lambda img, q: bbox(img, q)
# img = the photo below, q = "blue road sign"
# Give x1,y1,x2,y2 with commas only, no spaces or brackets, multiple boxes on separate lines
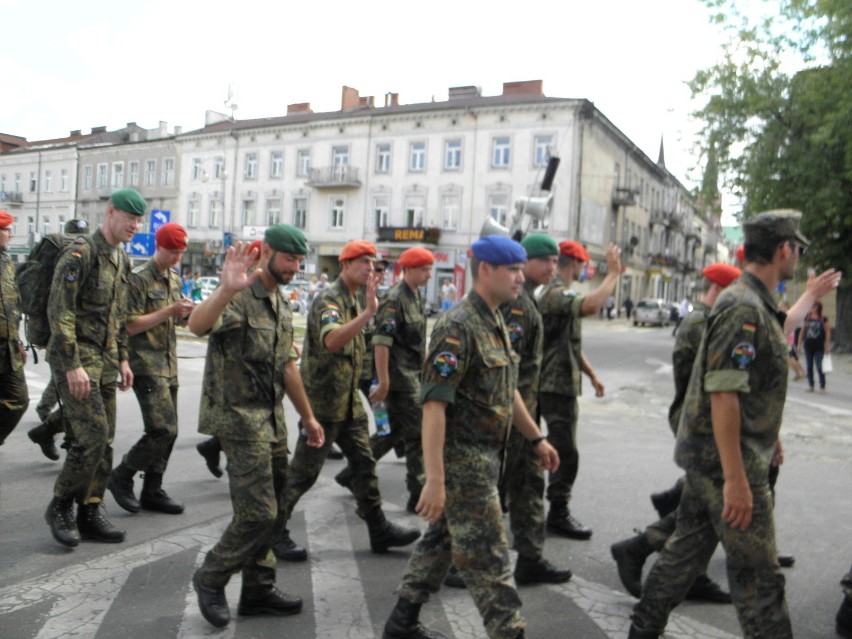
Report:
124,233,155,257
150,209,171,234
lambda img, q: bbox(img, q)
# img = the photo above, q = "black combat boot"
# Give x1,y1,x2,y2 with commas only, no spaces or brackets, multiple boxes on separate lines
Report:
238,585,302,616
627,621,661,638
140,472,184,514
193,569,230,628
610,533,654,598
28,423,59,461
108,462,140,513
383,597,447,639
45,496,80,547
837,597,852,639
514,554,573,585
272,528,308,562
443,566,466,589
196,438,223,478
76,502,125,543
334,466,353,491
685,574,732,603
546,500,592,540
650,480,682,518
365,508,421,553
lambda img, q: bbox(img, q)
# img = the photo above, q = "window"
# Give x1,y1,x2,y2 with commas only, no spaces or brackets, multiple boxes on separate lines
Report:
296,149,311,177
209,199,221,228
83,166,93,190
329,197,345,229
492,137,511,168
30,171,37,193
404,194,425,227
0,174,5,193
14,173,22,193
44,170,53,193
242,199,256,226
293,197,307,229
373,194,389,228
244,153,258,179
489,192,509,226
270,151,283,178
213,156,225,179
42,215,50,234
60,169,69,192
444,139,462,170
332,145,349,166
97,164,108,189
534,135,553,167
441,191,460,229
111,162,124,189
27,215,34,234
162,158,175,186
265,198,282,225
187,199,200,228
191,158,204,181
376,144,391,173
409,142,426,172
145,160,156,187
128,162,139,187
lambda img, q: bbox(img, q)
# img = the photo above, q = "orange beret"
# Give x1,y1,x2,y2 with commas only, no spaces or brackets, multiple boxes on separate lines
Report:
735,245,745,265
398,247,434,268
703,263,741,288
0,210,13,229
249,240,263,256
339,240,377,262
559,240,590,262
155,222,187,250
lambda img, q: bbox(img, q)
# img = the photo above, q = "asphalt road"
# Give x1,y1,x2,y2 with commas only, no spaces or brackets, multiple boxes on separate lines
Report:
0,317,849,638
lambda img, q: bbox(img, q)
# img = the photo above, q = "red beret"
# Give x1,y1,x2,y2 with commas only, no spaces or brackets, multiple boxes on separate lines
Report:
735,245,745,265
339,240,377,262
703,263,741,288
155,222,188,250
559,240,590,262
398,247,434,268
0,210,13,229
249,240,263,256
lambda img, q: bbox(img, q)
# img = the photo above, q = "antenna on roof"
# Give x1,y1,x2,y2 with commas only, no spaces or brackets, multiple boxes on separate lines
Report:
224,84,238,119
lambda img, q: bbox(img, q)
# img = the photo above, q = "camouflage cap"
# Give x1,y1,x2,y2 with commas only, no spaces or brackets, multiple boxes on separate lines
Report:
742,209,809,248
110,188,147,216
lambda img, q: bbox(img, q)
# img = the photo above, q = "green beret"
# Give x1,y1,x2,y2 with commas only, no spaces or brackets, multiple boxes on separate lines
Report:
743,209,809,247
110,188,147,216
265,224,309,255
521,234,559,258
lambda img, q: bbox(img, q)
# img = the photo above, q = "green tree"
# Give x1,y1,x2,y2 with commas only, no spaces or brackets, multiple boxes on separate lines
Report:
690,0,852,351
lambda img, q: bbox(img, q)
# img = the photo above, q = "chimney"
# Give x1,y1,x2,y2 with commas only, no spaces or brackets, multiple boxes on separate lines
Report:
129,131,140,142
448,86,482,101
159,121,168,136
91,126,107,134
126,122,137,127
502,80,544,97
287,102,313,114
174,125,182,135
359,95,375,108
341,86,360,111
70,130,82,137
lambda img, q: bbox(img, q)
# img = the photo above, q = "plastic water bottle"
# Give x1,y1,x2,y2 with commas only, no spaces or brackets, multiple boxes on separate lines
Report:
369,380,391,436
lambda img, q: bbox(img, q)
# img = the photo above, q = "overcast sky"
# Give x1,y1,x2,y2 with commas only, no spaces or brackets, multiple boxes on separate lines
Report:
3,0,732,204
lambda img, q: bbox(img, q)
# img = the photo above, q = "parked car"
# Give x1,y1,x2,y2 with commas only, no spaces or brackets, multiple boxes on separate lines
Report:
633,298,670,327
197,276,219,301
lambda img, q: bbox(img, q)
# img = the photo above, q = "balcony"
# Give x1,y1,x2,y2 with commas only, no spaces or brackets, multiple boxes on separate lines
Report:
306,166,361,189
649,209,683,230
0,191,24,207
611,187,638,207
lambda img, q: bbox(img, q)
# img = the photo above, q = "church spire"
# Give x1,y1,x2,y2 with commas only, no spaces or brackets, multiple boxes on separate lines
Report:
657,135,666,168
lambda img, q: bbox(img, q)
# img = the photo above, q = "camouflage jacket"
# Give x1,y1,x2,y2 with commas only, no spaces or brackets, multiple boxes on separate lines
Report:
499,281,543,414
667,301,709,434
46,229,129,375
127,259,183,379
372,280,426,394
301,277,366,424
420,290,519,460
0,252,23,372
538,273,585,397
675,272,788,485
198,278,296,442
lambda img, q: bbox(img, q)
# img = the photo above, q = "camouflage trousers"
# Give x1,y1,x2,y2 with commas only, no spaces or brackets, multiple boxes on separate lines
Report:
500,429,546,559
123,376,178,475
52,369,116,503
368,391,424,497
398,454,524,639
285,413,381,520
36,377,58,421
540,393,579,505
633,472,791,639
200,437,289,589
0,353,29,444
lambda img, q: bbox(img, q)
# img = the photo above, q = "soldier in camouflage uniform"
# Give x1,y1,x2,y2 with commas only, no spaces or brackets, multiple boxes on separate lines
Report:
108,223,194,516
0,210,29,445
188,228,324,629
44,189,143,548
628,210,811,639
382,236,559,639
538,241,621,540
611,263,741,603
838,564,852,638
274,240,420,562
358,258,389,397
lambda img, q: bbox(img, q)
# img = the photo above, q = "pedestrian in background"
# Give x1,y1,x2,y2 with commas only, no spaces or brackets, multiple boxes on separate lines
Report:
798,301,831,393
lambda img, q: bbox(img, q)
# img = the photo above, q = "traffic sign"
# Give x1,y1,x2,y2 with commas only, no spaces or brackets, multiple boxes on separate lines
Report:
124,233,155,257
150,209,171,234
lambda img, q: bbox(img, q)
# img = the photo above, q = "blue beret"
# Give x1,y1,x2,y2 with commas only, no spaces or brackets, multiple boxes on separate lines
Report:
471,236,527,265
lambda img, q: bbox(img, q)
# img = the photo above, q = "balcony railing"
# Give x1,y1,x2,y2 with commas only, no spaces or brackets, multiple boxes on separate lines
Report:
649,209,683,230
0,191,24,206
611,187,638,207
306,166,361,188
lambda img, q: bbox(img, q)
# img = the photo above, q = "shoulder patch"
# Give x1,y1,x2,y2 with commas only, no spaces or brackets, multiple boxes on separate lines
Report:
731,342,756,369
320,309,341,325
510,307,524,316
445,336,461,347
562,289,578,297
507,322,524,343
433,351,459,377
63,263,81,282
380,318,397,334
